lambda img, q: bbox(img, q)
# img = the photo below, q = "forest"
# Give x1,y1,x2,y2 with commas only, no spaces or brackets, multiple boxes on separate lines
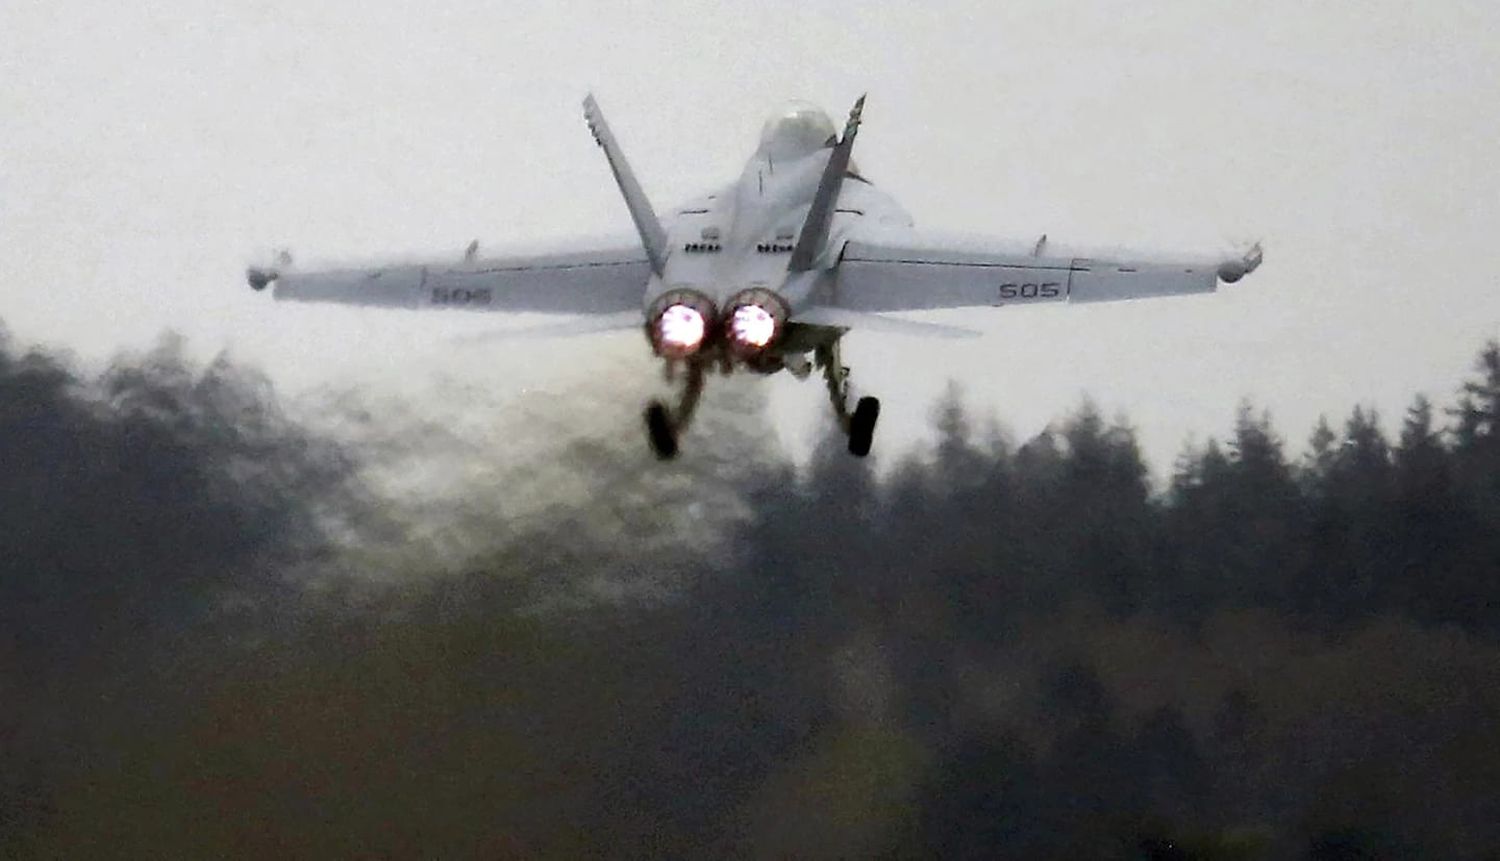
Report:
3,323,1500,859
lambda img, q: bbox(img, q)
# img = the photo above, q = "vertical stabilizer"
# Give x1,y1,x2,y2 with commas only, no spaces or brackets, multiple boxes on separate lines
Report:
583,94,669,277
789,94,865,272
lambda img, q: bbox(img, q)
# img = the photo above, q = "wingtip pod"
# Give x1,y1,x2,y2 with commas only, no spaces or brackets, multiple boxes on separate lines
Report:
246,249,292,292
246,267,275,291
1218,242,1264,284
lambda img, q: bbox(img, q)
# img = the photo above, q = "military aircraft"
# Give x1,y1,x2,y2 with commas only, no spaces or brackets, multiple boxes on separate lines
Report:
248,95,1262,459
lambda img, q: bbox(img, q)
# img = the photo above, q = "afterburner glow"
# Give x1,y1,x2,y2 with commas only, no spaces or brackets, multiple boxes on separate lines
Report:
657,304,706,352
722,288,789,357
730,305,777,349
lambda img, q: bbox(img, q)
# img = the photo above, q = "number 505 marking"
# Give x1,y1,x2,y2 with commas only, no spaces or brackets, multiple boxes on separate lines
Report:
432,287,494,306
999,281,1062,300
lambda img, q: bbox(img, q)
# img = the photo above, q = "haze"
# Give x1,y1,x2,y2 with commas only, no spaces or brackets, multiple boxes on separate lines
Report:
4,0,1498,469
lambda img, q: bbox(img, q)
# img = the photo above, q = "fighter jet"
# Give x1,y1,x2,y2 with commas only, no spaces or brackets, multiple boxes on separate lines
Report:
247,95,1262,459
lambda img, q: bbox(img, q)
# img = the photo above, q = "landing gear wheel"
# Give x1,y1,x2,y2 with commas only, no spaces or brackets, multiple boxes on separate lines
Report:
645,361,704,459
848,396,880,457
645,401,678,460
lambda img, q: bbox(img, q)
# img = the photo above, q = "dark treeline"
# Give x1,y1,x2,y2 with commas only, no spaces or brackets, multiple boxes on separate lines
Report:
732,348,1500,858
718,344,1500,858
0,330,364,857
4,325,1500,858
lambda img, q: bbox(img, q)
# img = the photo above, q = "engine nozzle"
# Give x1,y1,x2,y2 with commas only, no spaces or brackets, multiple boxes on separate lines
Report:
646,289,717,358
724,288,789,356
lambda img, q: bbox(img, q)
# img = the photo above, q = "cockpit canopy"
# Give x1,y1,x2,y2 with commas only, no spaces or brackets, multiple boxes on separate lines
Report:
756,101,837,160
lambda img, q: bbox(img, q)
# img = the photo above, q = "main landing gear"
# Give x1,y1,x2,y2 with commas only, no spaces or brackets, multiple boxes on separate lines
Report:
644,360,706,460
642,336,880,460
816,338,880,457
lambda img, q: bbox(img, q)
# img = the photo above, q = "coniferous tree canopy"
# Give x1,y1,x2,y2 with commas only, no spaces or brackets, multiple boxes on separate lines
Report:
4,330,1500,858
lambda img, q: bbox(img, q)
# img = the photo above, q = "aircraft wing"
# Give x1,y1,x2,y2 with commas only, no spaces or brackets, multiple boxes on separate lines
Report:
830,232,1262,312
247,244,652,315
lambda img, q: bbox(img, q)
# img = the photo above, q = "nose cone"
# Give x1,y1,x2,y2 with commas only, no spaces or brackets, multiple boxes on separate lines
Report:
757,101,837,160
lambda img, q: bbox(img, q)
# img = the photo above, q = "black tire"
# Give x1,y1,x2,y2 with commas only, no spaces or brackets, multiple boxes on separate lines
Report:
645,402,679,460
848,396,880,457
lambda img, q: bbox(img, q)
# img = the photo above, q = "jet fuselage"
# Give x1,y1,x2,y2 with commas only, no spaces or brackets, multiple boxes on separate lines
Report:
645,106,913,319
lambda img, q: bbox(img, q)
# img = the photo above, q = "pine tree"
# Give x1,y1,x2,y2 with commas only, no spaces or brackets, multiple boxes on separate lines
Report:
1302,415,1338,496
1384,394,1468,621
1230,402,1293,490
1450,341,1500,487
1316,406,1395,616
1432,342,1500,630
1045,401,1153,614
1200,438,1231,486
1396,395,1447,500
1336,405,1392,487
931,380,988,488
1227,404,1303,610
1459,341,1500,439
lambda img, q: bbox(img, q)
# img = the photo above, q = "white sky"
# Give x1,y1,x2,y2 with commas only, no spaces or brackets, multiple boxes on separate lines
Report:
4,0,1499,476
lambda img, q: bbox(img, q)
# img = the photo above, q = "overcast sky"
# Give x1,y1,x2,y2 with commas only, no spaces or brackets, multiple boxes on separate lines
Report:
4,0,1498,474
